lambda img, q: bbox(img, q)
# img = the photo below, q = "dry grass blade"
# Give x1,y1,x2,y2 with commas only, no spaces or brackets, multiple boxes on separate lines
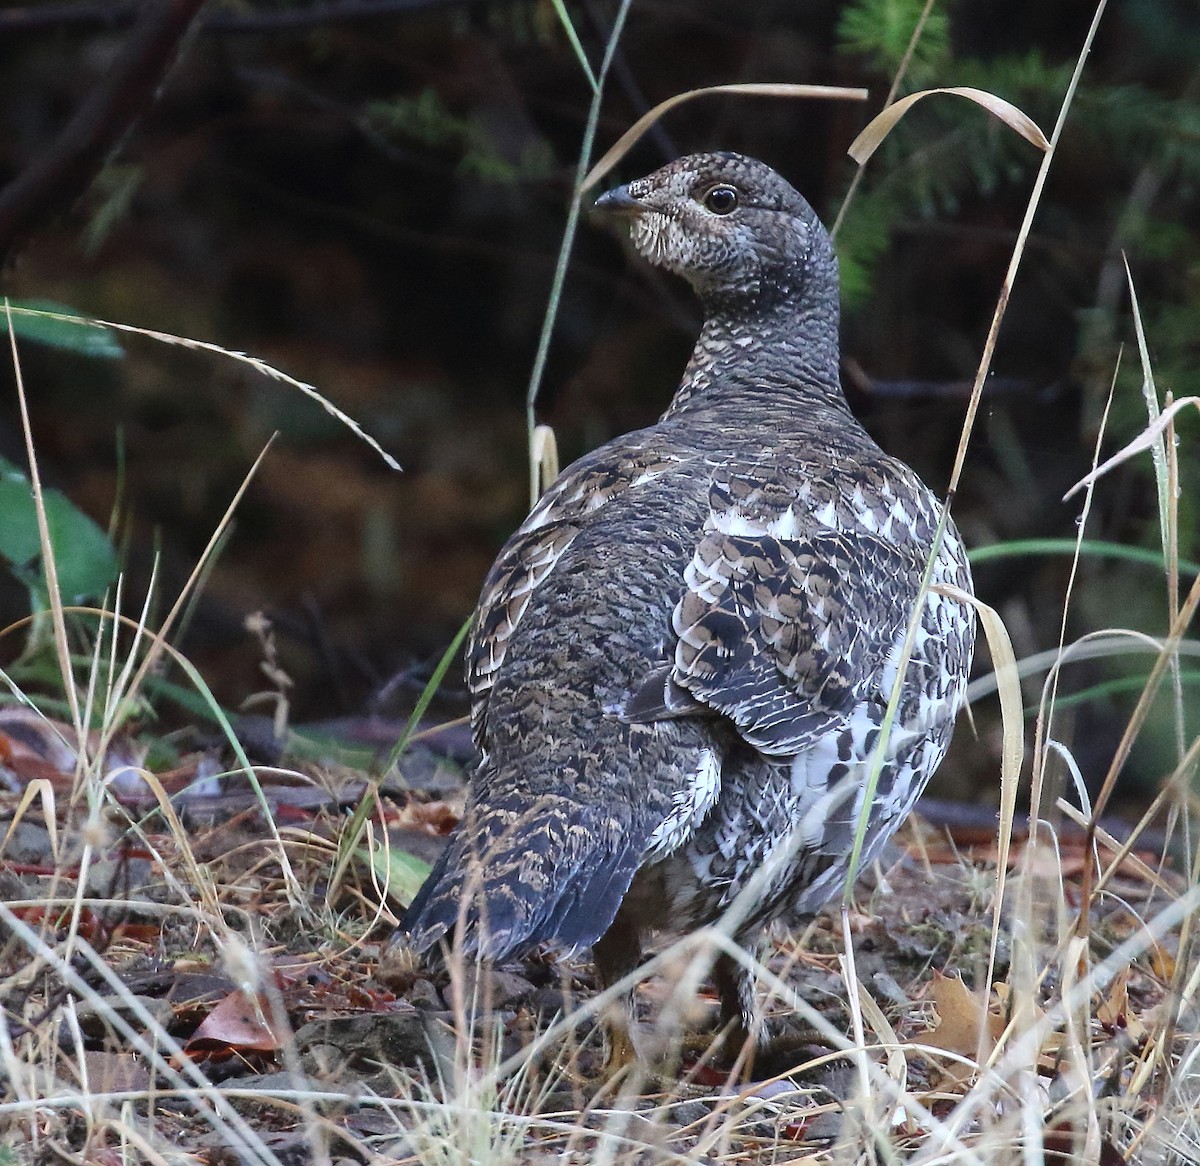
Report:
1054,795,1184,898
1063,395,1200,501
5,303,82,735
1115,265,1187,784
935,587,1023,1051
839,910,874,1117
1123,258,1171,552
966,630,1200,704
2,303,400,472
847,86,1050,166
832,0,939,238
938,0,1106,513
582,83,868,191
134,770,226,922
1027,366,1115,852
0,778,58,862
855,978,907,1088
531,424,560,498
105,447,269,730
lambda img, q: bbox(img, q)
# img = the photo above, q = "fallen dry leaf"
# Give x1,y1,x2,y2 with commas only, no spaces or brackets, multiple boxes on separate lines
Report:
911,971,1004,1086
1097,968,1148,1043
0,708,148,793
59,1050,152,1094
1149,942,1175,982
184,989,285,1058
391,797,462,835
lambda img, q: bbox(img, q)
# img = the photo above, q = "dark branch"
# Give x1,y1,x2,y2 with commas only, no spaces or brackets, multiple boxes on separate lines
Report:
0,0,207,264
0,3,136,33
0,0,471,36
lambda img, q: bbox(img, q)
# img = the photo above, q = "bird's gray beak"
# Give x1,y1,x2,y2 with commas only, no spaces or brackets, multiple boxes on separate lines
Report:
593,183,644,215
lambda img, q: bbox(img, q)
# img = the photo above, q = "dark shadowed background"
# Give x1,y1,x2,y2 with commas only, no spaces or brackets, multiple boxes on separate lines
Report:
0,0,1197,814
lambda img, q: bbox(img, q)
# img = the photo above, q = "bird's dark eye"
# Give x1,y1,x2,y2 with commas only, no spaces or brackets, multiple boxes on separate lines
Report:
702,185,739,215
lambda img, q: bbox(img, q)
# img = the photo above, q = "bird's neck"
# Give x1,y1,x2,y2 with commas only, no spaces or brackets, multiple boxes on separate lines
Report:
663,269,849,422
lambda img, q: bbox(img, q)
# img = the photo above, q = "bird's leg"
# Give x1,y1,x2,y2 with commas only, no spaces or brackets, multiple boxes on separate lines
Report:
660,950,759,1079
714,952,756,1045
713,951,760,1070
591,918,643,1076
716,948,837,1080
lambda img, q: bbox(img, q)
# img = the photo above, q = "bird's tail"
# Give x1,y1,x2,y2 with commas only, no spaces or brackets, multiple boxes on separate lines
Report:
396,792,645,963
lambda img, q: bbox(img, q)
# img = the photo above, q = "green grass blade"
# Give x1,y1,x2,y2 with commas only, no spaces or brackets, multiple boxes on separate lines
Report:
385,616,473,776
3,298,124,358
333,618,471,913
968,536,1200,578
365,843,432,909
549,0,599,93
525,0,634,507
1025,670,1200,716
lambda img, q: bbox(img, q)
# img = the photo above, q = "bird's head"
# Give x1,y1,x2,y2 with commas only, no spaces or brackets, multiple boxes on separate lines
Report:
594,152,833,313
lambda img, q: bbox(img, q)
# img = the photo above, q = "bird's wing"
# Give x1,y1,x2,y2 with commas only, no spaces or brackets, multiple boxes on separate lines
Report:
466,515,581,745
635,467,926,756
466,443,686,747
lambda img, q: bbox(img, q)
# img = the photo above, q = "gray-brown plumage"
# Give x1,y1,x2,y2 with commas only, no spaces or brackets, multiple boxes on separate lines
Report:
394,152,975,1060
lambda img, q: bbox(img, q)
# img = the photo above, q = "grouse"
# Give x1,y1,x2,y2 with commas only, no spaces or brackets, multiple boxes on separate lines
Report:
392,152,975,1065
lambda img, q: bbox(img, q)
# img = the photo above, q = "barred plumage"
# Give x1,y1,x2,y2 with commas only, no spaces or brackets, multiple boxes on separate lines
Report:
390,152,975,1064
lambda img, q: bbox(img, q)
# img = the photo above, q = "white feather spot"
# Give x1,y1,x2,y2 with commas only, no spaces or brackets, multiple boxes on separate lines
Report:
628,465,674,488
645,749,722,859
766,505,801,541
522,495,558,531
711,509,763,537
814,500,838,529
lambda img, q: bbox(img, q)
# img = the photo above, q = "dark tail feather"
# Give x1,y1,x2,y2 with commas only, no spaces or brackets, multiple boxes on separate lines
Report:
397,801,646,962
536,840,640,950
397,842,455,946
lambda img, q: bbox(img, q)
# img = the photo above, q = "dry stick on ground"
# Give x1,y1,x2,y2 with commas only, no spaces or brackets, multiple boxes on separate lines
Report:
0,0,205,265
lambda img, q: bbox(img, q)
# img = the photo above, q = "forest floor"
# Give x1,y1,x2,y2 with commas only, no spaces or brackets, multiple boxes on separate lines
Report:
1,717,1191,1164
